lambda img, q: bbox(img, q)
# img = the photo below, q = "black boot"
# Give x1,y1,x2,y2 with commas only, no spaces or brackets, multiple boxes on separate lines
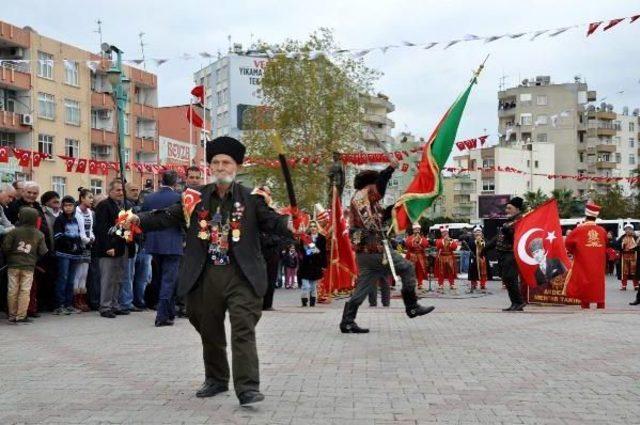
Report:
309,296,316,307
401,289,435,318
502,304,516,311
301,297,308,307
339,302,369,333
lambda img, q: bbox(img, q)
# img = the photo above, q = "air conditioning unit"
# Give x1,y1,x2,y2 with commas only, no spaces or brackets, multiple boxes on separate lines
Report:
98,110,112,120
21,114,33,126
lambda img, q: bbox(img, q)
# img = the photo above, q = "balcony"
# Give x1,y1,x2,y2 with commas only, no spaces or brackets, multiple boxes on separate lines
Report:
594,161,616,170
91,92,115,109
498,108,516,118
595,144,616,153
91,128,117,145
0,21,30,48
133,103,158,121
587,127,616,137
128,67,157,88
587,110,616,121
0,110,31,133
0,62,30,91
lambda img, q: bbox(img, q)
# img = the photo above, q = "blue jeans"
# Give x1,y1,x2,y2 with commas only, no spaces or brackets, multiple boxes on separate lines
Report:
55,256,78,308
119,254,135,310
460,251,470,274
300,279,318,298
155,254,181,323
133,251,152,308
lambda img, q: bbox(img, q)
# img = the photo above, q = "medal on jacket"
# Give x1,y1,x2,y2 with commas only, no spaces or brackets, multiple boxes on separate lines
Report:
230,202,244,243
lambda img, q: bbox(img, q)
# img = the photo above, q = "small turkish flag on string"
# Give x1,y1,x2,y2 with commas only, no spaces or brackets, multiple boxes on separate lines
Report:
110,162,119,172
13,149,31,167
59,155,76,172
586,21,603,36
603,18,624,31
0,147,8,163
32,152,43,167
99,161,109,176
631,15,640,24
514,199,571,289
88,160,99,175
76,159,87,173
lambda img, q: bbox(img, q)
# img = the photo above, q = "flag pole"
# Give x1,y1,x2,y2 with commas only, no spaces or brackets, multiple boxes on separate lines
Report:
202,84,208,184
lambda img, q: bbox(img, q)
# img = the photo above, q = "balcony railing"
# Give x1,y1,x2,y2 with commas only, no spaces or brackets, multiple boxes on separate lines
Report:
0,62,30,91
0,110,31,133
0,21,30,48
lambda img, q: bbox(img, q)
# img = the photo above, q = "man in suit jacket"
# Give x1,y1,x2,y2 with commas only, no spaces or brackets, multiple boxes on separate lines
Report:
129,136,292,406
140,170,183,326
529,237,567,286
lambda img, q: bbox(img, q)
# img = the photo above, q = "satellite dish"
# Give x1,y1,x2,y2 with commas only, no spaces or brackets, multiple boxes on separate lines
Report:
633,108,639,116
101,42,111,53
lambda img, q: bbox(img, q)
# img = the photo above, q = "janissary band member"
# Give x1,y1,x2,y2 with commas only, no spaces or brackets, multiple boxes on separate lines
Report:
128,136,293,406
564,202,606,309
339,157,435,334
434,226,458,294
468,226,490,293
486,196,526,312
404,222,429,289
616,223,639,291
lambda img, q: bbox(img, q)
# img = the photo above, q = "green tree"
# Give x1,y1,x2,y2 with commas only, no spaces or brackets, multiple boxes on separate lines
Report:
242,28,380,210
590,184,632,219
551,188,580,218
523,188,549,209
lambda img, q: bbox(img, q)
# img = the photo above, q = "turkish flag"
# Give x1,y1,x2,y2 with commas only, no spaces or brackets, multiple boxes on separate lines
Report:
88,160,99,175
603,18,624,31
181,188,202,228
59,155,76,172
191,85,205,105
586,21,603,36
0,147,9,163
76,159,87,173
514,199,570,289
99,161,109,175
318,186,358,302
186,105,204,128
13,149,31,167
32,152,43,167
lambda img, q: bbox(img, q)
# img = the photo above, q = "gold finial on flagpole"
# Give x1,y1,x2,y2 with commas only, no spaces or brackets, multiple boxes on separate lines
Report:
471,54,490,83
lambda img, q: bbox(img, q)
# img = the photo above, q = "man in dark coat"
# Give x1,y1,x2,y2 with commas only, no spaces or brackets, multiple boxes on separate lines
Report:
129,136,292,406
528,238,567,286
140,170,183,326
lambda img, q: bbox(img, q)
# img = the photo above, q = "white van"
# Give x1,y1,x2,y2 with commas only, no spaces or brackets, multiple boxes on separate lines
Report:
428,222,474,239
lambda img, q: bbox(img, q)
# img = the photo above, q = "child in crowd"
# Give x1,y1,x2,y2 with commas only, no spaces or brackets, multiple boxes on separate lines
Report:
53,196,84,315
283,244,299,289
2,207,48,323
73,188,94,312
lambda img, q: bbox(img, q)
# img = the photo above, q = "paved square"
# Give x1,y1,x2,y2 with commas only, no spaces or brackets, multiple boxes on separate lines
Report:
1,276,639,424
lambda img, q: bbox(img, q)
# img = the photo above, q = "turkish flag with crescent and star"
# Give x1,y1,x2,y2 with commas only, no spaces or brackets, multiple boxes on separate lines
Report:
514,199,571,288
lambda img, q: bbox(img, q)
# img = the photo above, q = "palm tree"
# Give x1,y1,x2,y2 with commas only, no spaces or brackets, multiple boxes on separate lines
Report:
551,188,577,218
523,188,549,209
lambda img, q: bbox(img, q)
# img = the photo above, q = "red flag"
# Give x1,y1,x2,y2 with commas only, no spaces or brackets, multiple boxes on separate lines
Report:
0,147,9,163
13,148,31,167
514,199,570,289
631,15,640,24
76,159,87,173
318,186,358,301
603,18,624,31
586,21,603,36
32,152,43,167
191,85,205,104
182,188,202,228
100,161,109,176
58,155,76,172
88,160,99,175
186,105,204,128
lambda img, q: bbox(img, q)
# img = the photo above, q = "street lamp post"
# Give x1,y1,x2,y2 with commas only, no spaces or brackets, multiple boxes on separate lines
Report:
102,43,130,183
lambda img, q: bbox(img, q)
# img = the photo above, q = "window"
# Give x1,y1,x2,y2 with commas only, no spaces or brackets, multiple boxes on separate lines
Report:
0,131,16,147
482,179,495,191
123,113,130,135
527,160,530,167
519,93,532,102
579,152,584,162
38,134,54,155
536,95,547,106
613,136,621,145
124,148,130,163
629,154,636,165
630,138,636,148
52,177,66,197
90,179,103,195
64,60,79,86
534,160,539,168
37,51,54,79
536,133,548,143
64,99,80,125
482,158,494,168
631,122,636,132
65,138,79,157
38,92,56,120
519,113,532,125
616,153,622,163
613,121,621,131
535,115,548,126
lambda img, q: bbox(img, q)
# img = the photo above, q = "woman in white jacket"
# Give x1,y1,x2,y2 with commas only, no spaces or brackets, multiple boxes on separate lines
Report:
72,188,95,311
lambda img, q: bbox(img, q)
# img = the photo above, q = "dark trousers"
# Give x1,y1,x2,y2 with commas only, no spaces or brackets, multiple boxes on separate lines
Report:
349,251,416,308
368,277,391,306
186,263,262,396
87,256,101,309
154,254,181,323
262,254,279,310
498,251,523,305
55,257,78,309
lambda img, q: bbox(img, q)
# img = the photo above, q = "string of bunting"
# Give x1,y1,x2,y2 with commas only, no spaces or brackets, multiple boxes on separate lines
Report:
443,165,640,184
0,13,637,68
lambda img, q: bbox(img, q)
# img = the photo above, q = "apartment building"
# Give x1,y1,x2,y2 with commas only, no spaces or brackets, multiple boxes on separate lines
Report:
0,19,158,194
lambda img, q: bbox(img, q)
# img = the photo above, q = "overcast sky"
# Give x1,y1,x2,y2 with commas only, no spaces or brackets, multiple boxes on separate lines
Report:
5,0,639,143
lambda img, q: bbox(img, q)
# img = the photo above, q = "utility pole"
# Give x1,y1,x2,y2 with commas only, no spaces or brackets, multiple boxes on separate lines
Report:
95,19,103,53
